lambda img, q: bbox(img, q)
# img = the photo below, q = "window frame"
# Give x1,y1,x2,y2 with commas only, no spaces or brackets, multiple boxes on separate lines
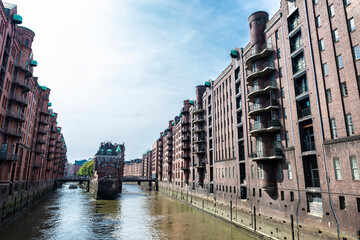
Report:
333,157,342,180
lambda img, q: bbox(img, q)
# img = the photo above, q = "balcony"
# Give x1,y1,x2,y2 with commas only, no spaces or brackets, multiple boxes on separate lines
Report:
248,100,278,118
193,125,205,133
295,85,308,99
39,117,49,125
249,120,281,136
194,134,206,143
302,141,315,152
36,138,46,145
6,110,26,122
181,152,191,159
245,43,274,69
246,61,275,85
181,119,190,126
181,166,190,172
3,128,23,138
38,128,47,135
193,115,205,124
181,145,190,150
298,107,311,120
12,78,31,92
194,147,206,154
247,81,277,101
249,148,282,161
9,93,29,107
40,109,51,116
0,152,20,161
194,160,206,168
14,62,33,78
193,106,205,114
35,148,46,154
181,136,190,142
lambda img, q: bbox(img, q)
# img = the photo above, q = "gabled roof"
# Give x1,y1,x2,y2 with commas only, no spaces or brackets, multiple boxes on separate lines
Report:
96,142,124,156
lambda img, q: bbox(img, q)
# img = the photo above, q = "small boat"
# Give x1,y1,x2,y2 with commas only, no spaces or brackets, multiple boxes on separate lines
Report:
69,184,78,189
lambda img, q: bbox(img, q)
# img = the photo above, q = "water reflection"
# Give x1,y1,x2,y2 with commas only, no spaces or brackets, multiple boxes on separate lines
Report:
0,183,257,240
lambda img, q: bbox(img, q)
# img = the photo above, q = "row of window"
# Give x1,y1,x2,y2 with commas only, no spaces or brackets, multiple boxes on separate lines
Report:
333,156,360,180
216,185,236,193
250,156,359,182
330,113,355,138
216,167,236,179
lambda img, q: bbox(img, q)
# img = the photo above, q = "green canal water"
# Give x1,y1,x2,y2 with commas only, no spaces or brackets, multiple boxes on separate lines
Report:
0,184,258,240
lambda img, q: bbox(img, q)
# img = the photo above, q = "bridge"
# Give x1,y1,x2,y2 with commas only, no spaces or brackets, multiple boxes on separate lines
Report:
122,176,158,191
55,176,91,191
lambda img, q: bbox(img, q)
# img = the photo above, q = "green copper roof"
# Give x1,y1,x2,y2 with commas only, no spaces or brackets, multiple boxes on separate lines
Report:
230,50,239,58
30,60,37,67
48,102,52,107
51,113,55,117
172,121,174,126
41,86,47,91
189,100,194,105
57,128,61,131
116,145,121,152
179,113,182,117
205,81,211,87
12,14,22,24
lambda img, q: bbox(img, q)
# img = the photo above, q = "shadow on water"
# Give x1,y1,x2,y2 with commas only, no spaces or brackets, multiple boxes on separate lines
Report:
0,183,258,240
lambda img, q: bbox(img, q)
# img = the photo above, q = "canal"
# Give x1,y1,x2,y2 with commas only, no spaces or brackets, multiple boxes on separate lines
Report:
0,183,258,240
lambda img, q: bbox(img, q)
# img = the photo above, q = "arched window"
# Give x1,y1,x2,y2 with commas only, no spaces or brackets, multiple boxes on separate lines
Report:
25,39,29,46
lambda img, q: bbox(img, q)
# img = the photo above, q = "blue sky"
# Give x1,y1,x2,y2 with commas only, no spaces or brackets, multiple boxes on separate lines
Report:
12,0,279,162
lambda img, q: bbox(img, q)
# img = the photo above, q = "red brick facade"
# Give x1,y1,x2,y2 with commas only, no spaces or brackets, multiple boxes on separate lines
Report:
0,1,67,209
147,0,360,239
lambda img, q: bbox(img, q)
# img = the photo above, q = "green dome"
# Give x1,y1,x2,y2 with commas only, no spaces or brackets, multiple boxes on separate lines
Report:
205,81,211,87
51,113,55,117
48,102,52,107
189,100,194,105
13,14,22,24
30,60,38,67
230,50,239,58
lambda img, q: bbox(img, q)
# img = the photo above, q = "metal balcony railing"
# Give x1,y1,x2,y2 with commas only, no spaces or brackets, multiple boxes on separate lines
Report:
9,93,29,106
248,99,278,112
302,141,315,151
6,110,26,122
245,43,274,67
298,107,311,118
3,127,23,138
249,148,282,160
250,120,280,131
248,80,276,94
12,78,31,91
0,152,20,161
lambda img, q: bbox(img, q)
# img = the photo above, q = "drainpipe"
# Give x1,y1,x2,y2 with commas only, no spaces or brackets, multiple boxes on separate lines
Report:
280,13,302,239
303,1,340,239
241,49,253,226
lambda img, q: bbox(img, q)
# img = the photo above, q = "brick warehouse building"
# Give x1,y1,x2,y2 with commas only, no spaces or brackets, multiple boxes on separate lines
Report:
124,159,143,177
145,0,360,239
0,1,67,225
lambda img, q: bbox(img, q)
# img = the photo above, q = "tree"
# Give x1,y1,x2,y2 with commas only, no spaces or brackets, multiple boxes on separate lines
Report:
77,160,94,177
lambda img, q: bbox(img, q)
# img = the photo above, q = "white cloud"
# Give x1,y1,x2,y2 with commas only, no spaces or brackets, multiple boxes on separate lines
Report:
12,0,278,162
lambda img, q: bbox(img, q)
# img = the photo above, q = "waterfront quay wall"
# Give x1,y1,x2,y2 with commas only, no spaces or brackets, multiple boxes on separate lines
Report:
89,179,120,199
158,183,339,240
0,180,55,228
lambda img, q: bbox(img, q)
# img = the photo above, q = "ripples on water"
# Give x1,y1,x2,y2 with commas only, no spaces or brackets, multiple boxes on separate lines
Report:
0,183,257,240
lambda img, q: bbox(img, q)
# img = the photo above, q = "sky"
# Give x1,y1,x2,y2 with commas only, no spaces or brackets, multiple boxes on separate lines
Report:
11,0,279,163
